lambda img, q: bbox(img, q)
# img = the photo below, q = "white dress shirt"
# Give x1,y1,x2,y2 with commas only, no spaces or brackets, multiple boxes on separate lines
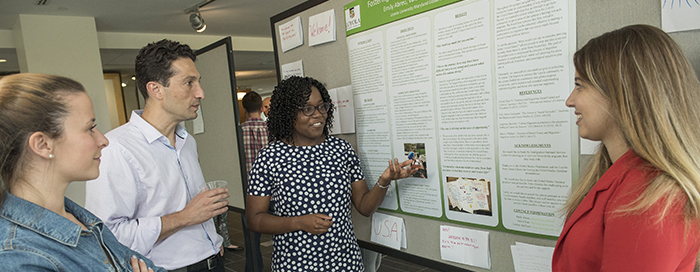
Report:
86,110,222,270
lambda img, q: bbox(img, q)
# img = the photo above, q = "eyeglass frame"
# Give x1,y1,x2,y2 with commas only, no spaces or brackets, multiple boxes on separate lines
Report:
300,102,333,116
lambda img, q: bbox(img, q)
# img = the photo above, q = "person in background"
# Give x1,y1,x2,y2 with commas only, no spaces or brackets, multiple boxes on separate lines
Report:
0,73,163,272
552,24,700,271
261,96,271,121
407,148,416,161
246,76,416,271
412,155,426,178
240,91,269,271
85,39,229,272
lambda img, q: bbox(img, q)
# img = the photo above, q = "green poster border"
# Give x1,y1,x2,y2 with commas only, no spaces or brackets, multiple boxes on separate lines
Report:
344,0,462,36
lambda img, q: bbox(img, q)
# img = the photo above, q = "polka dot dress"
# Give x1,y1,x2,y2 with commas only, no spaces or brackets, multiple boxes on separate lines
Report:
248,136,366,272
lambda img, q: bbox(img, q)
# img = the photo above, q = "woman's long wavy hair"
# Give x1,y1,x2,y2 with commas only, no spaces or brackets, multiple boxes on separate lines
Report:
0,73,86,208
267,76,334,145
564,25,700,226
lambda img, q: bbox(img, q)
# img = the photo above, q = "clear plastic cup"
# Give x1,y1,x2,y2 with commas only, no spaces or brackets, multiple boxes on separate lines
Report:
199,180,228,202
199,180,228,191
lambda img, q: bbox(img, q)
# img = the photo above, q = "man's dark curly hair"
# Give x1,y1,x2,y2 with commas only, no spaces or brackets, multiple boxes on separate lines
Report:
135,39,196,100
268,76,334,144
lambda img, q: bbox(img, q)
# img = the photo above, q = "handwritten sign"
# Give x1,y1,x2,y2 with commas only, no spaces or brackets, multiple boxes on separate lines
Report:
309,9,336,46
371,213,406,250
281,60,304,80
511,242,554,272
279,16,303,52
440,225,491,269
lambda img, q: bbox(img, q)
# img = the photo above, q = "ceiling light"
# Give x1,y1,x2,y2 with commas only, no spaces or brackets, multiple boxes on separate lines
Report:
131,76,136,81
184,0,215,33
121,82,127,87
0,59,6,63
189,10,206,33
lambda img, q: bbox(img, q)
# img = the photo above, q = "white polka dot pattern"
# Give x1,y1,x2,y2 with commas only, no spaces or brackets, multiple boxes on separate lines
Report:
248,136,366,271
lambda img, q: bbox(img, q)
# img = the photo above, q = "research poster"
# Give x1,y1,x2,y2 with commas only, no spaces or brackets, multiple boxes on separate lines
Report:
494,0,573,236
346,0,576,237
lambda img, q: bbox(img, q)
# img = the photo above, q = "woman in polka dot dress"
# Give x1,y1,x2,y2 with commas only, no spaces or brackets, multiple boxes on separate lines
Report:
246,76,415,271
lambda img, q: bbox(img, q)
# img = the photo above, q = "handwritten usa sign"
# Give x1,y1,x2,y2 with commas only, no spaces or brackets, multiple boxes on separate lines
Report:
371,213,406,250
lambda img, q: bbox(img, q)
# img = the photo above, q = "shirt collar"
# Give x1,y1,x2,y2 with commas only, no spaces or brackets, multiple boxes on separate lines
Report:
129,110,189,145
0,192,102,247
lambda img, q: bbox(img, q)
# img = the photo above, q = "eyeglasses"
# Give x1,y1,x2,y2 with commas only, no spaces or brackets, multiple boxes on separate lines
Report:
300,102,333,116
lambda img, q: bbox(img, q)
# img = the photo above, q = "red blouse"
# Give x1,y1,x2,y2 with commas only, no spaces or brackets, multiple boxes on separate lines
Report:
552,150,700,272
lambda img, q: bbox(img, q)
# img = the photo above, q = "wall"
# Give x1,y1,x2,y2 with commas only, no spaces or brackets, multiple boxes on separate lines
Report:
272,0,700,271
236,76,279,96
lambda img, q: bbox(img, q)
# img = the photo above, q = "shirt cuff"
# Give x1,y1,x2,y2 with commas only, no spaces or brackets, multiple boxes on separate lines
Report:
136,216,163,254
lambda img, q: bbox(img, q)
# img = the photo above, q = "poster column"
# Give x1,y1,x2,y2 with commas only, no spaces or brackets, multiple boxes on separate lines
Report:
434,0,498,227
386,17,442,218
348,31,400,210
494,0,572,236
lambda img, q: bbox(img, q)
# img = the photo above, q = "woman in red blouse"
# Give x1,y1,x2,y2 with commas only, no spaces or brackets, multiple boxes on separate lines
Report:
553,24,700,272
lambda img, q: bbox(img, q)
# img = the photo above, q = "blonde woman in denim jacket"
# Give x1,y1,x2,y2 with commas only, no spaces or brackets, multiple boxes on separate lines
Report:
0,74,165,272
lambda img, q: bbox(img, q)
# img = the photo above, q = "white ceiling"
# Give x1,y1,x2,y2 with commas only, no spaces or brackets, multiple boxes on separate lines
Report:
0,0,309,77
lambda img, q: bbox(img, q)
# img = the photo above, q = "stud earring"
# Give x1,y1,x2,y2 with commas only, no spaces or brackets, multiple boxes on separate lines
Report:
49,154,54,159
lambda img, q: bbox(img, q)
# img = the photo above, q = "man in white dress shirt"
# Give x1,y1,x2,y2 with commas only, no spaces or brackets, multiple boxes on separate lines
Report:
86,39,229,272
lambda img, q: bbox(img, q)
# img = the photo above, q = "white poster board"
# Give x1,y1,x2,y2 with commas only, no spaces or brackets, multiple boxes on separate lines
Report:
661,0,700,33
371,213,407,250
511,242,555,272
328,85,356,135
281,60,304,79
279,16,303,52
309,9,337,46
440,225,491,269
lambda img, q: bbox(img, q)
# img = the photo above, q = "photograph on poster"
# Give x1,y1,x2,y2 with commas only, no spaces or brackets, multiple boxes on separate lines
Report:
404,143,427,178
446,177,492,216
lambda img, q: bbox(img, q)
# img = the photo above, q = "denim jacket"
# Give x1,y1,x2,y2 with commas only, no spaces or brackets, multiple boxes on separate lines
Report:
0,192,166,271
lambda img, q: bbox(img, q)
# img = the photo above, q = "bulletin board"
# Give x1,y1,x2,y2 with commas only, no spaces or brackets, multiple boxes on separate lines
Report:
271,1,700,271
187,37,248,213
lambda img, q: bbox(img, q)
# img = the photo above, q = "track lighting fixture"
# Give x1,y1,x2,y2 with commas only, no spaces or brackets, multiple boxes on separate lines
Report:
189,10,206,32
184,0,216,33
